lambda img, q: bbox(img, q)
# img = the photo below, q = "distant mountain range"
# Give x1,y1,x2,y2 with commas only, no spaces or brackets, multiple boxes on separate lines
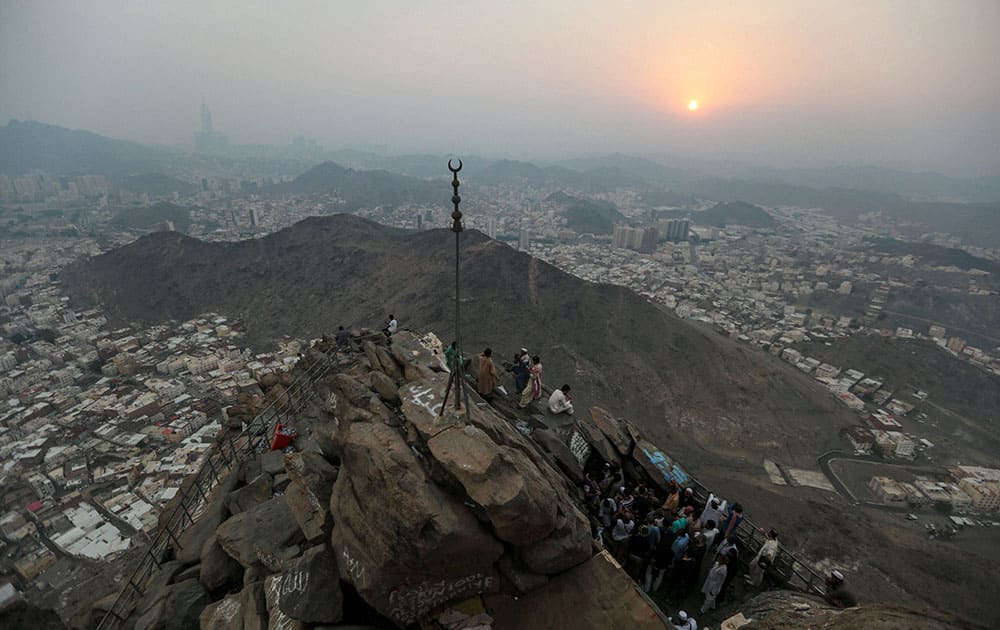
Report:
0,120,171,176
270,161,441,208
3,120,998,246
657,201,775,229
544,191,626,234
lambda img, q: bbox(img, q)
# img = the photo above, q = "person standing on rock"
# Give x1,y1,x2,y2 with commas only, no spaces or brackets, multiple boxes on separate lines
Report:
718,502,745,544
610,510,635,561
715,535,740,605
444,341,459,370
700,555,728,614
746,528,780,588
548,384,574,415
699,494,727,530
384,314,398,337
509,350,530,394
661,481,680,515
701,520,719,549
518,355,542,408
335,326,351,351
477,348,499,399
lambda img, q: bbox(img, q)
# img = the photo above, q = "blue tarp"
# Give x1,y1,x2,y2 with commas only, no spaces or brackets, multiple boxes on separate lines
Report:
639,446,689,485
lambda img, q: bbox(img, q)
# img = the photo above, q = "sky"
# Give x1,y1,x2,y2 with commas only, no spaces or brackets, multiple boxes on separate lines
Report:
1,0,999,176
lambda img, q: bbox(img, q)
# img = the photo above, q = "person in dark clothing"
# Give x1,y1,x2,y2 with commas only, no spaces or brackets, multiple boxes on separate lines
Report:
509,351,530,393
582,473,601,513
679,487,703,514
688,533,708,580
715,536,740,605
335,326,351,350
671,548,699,599
632,490,651,519
824,570,858,608
626,524,656,580
644,531,676,593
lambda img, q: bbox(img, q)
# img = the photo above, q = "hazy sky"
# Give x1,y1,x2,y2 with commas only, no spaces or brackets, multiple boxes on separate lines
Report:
2,0,999,175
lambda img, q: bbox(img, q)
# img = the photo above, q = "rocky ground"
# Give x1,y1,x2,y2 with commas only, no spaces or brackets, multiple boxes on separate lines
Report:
85,331,625,629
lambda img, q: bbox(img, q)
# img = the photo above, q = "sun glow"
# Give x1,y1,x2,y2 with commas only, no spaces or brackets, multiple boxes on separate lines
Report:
688,99,700,111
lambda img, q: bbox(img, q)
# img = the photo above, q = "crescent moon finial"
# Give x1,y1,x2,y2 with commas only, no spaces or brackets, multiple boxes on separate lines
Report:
448,158,463,173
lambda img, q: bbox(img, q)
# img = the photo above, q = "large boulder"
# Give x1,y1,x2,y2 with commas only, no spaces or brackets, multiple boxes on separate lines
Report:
498,554,549,594
574,413,620,465
426,424,558,546
361,341,382,376
516,503,592,576
388,332,438,371
631,437,689,494
282,452,338,542
134,578,211,630
200,533,244,593
259,450,287,476
399,374,463,440
198,594,243,630
264,575,304,630
331,374,375,408
240,581,268,630
330,422,503,626
225,472,273,515
175,469,240,565
374,346,401,379
532,428,585,485
216,496,304,569
587,407,633,456
278,545,343,624
369,371,400,404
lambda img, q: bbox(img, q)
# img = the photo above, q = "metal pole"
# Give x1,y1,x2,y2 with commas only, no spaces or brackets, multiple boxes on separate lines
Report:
442,159,470,421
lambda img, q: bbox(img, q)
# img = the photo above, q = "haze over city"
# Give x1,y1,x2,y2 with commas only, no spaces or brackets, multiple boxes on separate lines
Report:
2,0,999,175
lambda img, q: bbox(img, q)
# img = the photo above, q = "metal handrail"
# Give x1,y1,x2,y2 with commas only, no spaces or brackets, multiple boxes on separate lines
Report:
639,463,828,596
96,351,334,629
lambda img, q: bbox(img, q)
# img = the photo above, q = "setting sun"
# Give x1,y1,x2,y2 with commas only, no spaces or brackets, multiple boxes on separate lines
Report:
688,99,700,111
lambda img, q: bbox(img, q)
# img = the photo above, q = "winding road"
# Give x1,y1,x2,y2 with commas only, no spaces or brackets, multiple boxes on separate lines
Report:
817,450,947,512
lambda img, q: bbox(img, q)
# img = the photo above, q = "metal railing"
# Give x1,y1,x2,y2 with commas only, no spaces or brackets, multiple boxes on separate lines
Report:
97,352,334,629
633,461,828,597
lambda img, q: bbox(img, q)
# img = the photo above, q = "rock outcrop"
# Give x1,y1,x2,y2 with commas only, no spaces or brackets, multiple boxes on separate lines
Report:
117,331,698,630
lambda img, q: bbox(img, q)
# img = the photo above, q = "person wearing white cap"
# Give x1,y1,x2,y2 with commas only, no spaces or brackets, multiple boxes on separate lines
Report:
668,610,697,630
824,569,857,608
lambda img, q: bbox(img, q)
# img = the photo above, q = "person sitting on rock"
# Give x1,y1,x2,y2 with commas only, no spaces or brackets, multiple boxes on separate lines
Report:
335,325,351,351
477,347,499,399
548,384,574,415
384,314,398,337
824,570,858,608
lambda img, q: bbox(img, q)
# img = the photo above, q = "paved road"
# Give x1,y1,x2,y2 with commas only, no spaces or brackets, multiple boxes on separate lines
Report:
817,450,946,512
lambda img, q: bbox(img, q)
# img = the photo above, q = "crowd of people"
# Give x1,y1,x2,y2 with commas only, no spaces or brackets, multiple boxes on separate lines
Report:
582,463,855,625
585,466,749,619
